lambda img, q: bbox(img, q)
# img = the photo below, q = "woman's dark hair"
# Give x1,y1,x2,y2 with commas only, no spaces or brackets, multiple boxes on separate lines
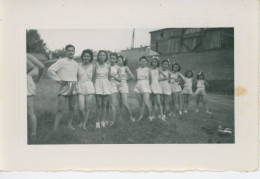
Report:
185,70,194,77
65,44,75,50
197,71,205,80
139,56,148,61
171,62,181,72
110,52,118,60
97,50,108,62
118,55,128,66
81,49,93,62
161,59,170,66
151,57,160,67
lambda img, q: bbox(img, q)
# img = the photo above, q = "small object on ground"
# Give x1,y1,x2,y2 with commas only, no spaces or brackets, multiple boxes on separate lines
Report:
206,110,212,115
101,121,106,128
179,110,182,115
130,117,135,122
149,116,153,122
195,109,199,113
184,110,188,113
218,125,232,135
161,115,167,122
105,120,110,126
109,121,115,126
67,125,75,130
136,116,143,121
96,122,100,129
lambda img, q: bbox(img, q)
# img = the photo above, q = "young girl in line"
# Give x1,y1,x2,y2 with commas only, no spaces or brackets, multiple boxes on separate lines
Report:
117,55,135,122
93,50,112,128
108,53,121,126
27,54,45,141
150,57,167,121
170,62,183,116
159,59,171,118
179,70,194,113
134,56,153,121
195,71,212,114
76,49,95,130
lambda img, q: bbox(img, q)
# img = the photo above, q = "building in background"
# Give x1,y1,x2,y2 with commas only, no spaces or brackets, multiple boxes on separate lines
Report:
150,28,234,54
149,28,234,80
120,46,159,71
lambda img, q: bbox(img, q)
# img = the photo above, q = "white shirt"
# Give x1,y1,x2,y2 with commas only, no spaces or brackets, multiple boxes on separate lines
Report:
48,57,78,82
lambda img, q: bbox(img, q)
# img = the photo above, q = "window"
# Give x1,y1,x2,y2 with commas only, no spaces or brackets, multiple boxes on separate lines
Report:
160,32,164,38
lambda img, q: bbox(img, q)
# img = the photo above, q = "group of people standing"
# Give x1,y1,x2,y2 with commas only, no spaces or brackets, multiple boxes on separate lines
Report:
27,44,212,140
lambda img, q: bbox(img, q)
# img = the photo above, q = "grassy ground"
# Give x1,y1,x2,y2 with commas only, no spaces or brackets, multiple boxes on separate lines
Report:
29,75,234,144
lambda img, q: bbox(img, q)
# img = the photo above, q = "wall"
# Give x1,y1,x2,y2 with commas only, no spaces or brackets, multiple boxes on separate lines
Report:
126,49,234,80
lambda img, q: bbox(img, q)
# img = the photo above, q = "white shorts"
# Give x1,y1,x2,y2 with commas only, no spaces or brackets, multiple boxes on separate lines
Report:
195,88,206,96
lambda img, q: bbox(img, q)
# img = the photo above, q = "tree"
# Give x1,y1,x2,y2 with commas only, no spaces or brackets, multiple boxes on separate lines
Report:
50,48,67,59
26,29,48,54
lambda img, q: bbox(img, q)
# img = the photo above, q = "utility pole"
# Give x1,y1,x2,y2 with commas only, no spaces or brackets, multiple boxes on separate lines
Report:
131,28,135,49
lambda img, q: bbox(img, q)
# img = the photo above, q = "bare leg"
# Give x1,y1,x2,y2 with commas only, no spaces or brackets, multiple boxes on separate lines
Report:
78,94,85,128
101,95,110,126
27,96,37,137
121,93,134,121
109,93,117,123
186,94,190,111
53,95,67,131
195,95,200,112
95,95,102,127
155,94,163,118
171,93,177,116
67,95,76,129
183,94,187,111
143,93,152,120
178,93,183,115
136,93,144,121
150,93,156,117
119,94,123,119
83,95,93,129
202,95,212,114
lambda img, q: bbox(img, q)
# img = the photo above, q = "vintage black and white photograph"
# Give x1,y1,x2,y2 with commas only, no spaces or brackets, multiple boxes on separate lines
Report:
26,28,234,144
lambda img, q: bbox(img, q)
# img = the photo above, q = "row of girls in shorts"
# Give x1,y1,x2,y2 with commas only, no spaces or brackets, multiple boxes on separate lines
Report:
77,49,212,129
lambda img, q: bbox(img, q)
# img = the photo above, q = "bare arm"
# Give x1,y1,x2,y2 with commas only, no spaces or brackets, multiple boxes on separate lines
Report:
27,54,45,70
148,68,152,85
27,60,34,74
178,72,185,81
134,69,138,81
158,69,167,81
168,72,171,83
125,67,134,81
27,54,45,83
204,80,210,87
92,63,97,83
113,66,122,82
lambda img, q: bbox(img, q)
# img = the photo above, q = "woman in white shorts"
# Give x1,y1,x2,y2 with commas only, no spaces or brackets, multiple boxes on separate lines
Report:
27,54,45,141
117,55,135,122
150,57,167,121
169,62,183,116
93,50,112,128
108,53,121,126
134,56,152,121
159,59,171,118
76,49,95,130
195,71,212,114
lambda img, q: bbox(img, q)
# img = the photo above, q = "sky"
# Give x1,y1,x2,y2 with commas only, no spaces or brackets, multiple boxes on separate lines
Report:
38,28,158,56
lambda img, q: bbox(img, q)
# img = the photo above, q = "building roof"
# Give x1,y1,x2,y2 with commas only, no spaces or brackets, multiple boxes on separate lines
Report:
149,28,176,34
